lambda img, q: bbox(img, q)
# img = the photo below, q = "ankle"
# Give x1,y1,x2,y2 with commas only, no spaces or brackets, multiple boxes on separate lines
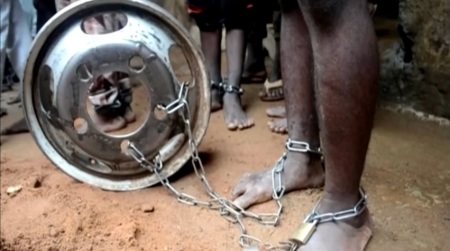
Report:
285,151,323,176
268,74,282,83
223,92,241,102
316,189,368,227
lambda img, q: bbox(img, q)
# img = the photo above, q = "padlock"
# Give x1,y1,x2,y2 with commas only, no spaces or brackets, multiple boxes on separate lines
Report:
289,221,317,246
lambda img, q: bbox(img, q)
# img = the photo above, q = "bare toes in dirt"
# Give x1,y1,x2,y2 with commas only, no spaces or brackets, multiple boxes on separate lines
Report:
297,209,373,251
223,94,254,131
232,152,324,209
268,118,288,134
266,106,286,118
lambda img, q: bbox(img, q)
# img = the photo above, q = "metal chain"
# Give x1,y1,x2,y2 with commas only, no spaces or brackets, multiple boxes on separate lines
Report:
220,83,244,95
210,82,244,95
285,139,322,155
126,82,369,250
126,82,294,251
304,187,368,224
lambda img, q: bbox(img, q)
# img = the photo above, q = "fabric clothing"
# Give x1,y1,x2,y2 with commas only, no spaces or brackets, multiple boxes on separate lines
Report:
187,0,255,31
247,0,281,41
34,0,57,32
0,0,33,83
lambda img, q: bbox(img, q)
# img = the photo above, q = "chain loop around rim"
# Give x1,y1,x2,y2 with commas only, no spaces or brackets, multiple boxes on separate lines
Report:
125,82,293,250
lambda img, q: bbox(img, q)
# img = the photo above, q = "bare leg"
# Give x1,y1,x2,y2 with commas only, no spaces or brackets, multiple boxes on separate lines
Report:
268,10,282,83
242,19,268,82
258,12,284,101
222,29,254,130
200,30,223,112
296,0,379,250
232,3,323,208
242,36,267,81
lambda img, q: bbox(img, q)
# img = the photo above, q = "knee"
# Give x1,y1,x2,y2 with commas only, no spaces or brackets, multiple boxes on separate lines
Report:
299,0,347,27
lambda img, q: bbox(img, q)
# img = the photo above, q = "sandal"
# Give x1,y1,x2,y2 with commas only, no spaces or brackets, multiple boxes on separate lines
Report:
7,94,21,105
259,79,284,102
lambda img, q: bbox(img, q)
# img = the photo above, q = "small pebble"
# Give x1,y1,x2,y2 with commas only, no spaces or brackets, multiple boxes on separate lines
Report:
141,204,155,213
49,228,58,237
6,185,22,197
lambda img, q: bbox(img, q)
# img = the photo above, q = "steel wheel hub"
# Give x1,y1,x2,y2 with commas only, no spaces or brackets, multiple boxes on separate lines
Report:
23,0,210,191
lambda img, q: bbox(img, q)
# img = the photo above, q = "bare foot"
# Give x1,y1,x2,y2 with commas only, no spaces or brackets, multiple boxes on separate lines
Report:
211,88,222,112
297,197,373,251
223,94,254,130
266,106,286,118
268,118,288,134
232,152,324,209
92,114,126,133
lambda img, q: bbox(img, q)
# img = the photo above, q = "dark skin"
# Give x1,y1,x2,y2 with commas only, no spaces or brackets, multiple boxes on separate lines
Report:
242,37,267,80
244,35,282,83
243,18,282,83
266,0,376,134
232,0,379,250
201,29,254,130
200,30,222,112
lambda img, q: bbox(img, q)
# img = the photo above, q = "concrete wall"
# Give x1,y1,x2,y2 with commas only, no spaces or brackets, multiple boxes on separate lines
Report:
380,0,450,119
159,0,450,119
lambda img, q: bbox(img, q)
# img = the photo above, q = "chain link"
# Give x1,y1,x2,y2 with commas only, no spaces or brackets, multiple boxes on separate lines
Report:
304,187,368,224
125,82,295,251
285,139,322,155
126,82,369,250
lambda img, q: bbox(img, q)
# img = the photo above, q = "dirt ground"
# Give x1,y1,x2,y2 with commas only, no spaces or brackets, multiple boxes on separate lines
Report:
1,83,450,251
1,18,450,251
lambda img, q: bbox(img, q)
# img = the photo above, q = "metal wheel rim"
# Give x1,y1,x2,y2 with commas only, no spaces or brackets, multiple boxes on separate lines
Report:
23,0,210,191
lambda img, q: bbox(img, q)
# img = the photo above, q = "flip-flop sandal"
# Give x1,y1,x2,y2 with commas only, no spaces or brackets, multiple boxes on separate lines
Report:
7,94,21,105
259,79,284,102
